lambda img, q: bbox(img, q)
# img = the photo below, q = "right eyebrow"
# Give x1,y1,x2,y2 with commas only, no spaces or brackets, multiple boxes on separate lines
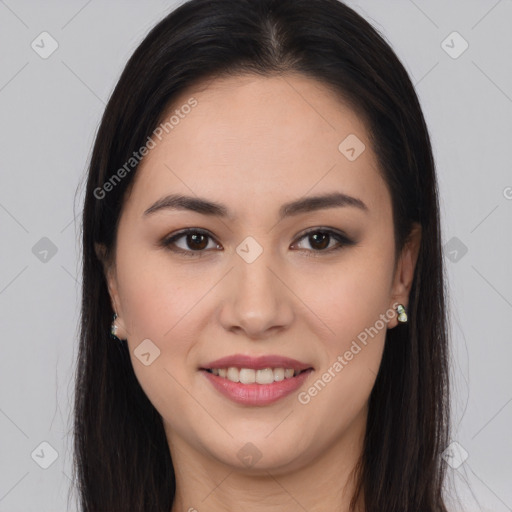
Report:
143,191,369,220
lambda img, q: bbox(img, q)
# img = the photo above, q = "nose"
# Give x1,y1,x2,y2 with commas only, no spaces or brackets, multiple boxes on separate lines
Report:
218,250,294,340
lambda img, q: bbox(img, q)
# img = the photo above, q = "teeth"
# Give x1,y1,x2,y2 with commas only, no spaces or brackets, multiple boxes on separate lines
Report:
239,368,256,384
209,367,303,384
226,367,239,383
256,368,274,384
274,368,285,381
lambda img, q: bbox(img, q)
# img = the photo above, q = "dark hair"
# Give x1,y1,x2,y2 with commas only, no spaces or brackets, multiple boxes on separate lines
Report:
73,0,451,510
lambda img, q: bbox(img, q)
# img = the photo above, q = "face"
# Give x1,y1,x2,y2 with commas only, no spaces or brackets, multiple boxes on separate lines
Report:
99,73,420,475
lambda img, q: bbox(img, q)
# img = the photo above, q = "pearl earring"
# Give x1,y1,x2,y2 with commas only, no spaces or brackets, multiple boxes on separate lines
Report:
110,313,121,340
396,304,408,323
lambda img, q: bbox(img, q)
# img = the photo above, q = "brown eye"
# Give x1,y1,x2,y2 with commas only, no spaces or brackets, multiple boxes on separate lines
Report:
307,232,330,250
293,229,353,254
162,229,221,256
162,227,354,258
185,232,209,250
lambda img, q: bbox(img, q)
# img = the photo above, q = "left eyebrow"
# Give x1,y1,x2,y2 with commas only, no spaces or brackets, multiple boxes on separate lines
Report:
143,191,369,220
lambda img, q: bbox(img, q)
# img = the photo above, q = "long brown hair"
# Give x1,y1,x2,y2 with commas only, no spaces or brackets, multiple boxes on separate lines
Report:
73,0,451,510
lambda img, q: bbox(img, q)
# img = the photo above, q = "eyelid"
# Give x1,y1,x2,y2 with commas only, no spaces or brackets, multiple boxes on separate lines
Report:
292,227,355,256
160,226,355,256
294,226,353,244
160,228,220,257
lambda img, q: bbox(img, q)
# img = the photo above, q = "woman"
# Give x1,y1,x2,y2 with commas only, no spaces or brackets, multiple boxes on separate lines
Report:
73,0,452,510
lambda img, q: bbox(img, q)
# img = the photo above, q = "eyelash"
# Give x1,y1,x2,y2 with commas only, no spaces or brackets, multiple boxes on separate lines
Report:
160,227,355,258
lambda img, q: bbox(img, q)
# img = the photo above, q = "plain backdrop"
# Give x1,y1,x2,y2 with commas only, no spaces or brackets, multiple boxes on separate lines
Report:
0,0,511,511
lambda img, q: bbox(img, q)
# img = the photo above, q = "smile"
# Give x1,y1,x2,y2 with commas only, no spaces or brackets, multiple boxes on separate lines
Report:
201,367,314,406
205,367,307,384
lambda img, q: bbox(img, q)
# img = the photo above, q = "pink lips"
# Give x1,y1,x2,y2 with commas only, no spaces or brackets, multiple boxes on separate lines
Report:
200,353,314,406
202,354,313,372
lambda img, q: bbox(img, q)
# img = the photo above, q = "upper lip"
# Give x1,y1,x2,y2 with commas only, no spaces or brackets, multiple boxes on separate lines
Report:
201,354,314,372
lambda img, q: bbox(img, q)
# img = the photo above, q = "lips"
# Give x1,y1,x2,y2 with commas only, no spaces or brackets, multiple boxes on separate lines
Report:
199,354,314,406
201,354,313,372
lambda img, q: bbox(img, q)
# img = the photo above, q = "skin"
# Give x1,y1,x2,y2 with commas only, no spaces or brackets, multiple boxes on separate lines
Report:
97,73,421,512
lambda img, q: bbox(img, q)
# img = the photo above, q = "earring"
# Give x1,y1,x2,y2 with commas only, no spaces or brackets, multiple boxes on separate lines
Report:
396,304,408,323
110,313,121,340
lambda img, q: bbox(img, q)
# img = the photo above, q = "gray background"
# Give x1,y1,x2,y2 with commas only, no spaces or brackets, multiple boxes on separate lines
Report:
0,0,511,510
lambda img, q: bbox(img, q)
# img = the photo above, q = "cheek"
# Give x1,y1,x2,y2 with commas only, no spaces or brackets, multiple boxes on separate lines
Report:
292,244,394,411
297,246,395,347
294,266,390,442
114,253,211,430
116,247,206,343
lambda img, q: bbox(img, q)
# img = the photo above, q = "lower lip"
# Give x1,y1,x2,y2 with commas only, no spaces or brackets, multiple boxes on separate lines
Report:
201,369,313,406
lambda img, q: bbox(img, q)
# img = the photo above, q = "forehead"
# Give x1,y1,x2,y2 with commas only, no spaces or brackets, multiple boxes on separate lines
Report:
125,73,389,222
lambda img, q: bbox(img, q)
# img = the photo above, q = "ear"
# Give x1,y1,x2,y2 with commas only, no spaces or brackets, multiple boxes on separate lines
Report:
388,223,422,328
94,242,129,340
